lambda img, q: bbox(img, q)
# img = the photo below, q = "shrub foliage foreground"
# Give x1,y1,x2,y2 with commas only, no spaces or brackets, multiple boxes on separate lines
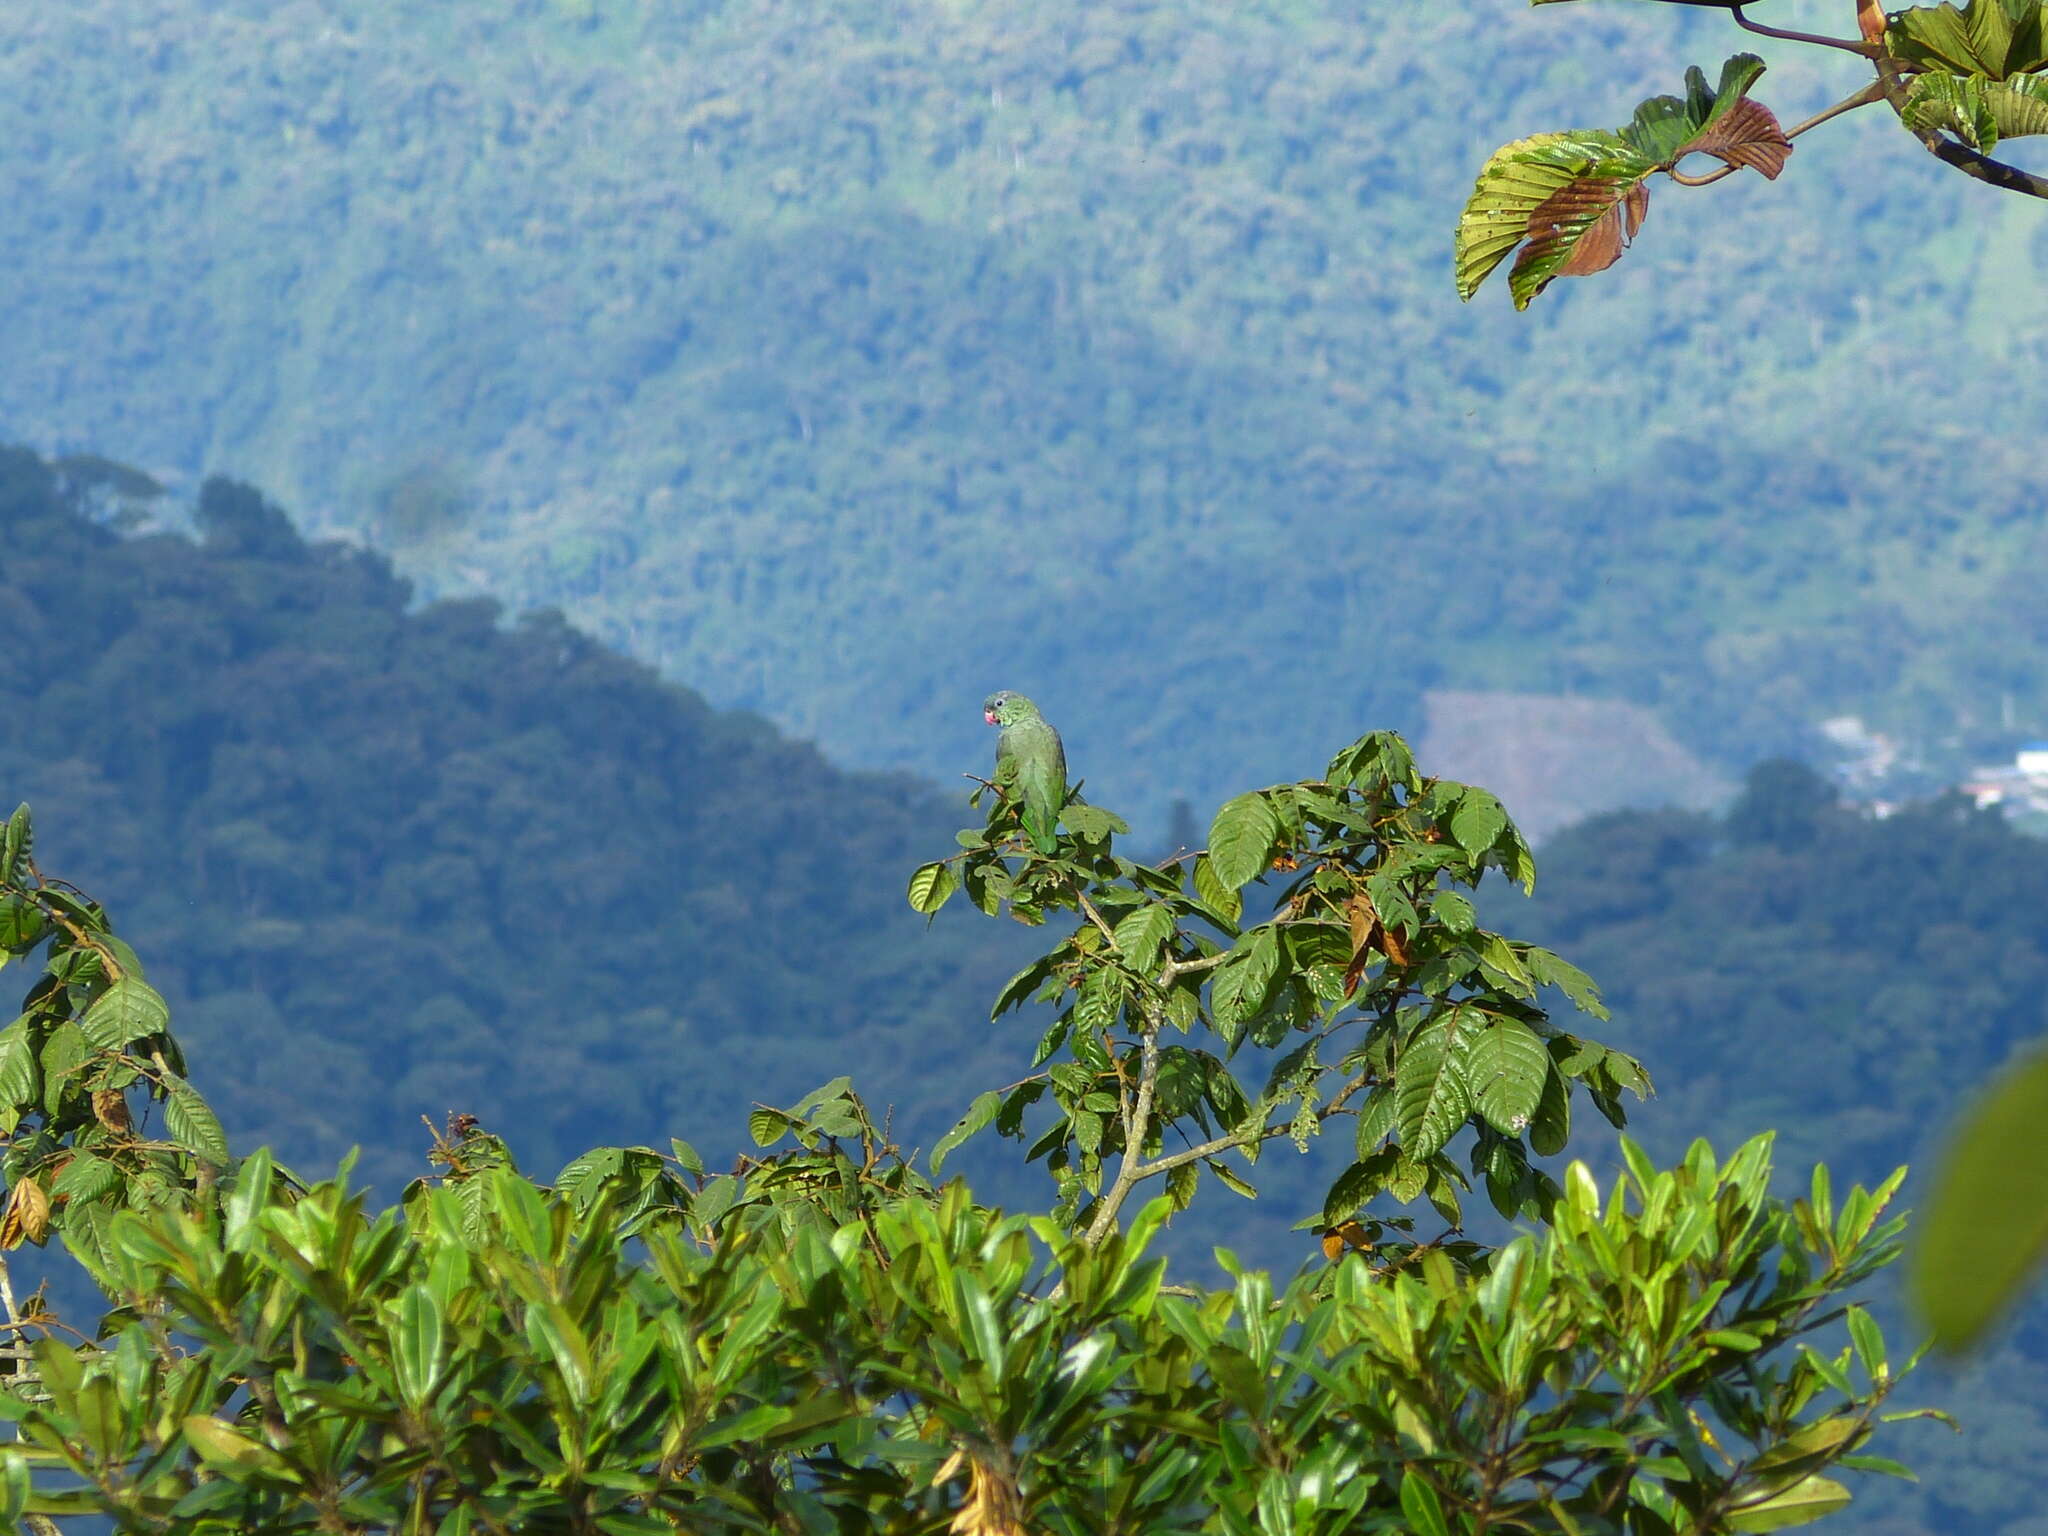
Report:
0,730,1935,1533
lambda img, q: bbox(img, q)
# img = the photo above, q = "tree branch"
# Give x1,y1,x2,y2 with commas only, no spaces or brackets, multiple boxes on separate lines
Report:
1874,60,2048,199
1084,1009,1164,1246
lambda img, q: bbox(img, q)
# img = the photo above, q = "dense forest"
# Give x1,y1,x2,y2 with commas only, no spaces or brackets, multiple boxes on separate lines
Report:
2,450,2045,1531
3,0,2047,831
0,449,1037,1199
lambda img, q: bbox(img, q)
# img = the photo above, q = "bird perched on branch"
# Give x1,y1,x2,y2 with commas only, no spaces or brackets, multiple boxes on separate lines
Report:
983,691,1066,854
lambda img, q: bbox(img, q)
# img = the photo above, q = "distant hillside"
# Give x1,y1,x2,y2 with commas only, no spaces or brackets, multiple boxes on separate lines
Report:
0,448,1032,1195
3,0,2046,827
1418,689,1732,842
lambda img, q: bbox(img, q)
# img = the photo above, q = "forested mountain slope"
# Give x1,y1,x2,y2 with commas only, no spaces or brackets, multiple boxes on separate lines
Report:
5,450,2048,1529
3,1,2045,828
0,450,1034,1196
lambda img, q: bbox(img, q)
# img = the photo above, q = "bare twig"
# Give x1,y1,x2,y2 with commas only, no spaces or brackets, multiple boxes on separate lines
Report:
1731,4,1881,56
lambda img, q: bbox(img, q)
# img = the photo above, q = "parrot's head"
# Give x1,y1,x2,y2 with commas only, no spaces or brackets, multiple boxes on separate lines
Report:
983,691,1037,727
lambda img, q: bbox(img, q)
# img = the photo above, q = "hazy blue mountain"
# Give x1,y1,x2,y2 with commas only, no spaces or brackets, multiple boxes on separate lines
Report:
3,0,2044,834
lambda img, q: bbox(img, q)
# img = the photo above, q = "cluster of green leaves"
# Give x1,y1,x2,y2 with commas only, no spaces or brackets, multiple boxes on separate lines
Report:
1515,764,2048,1531
0,1125,1926,1535
913,730,1649,1245
1467,0,2048,307
1893,0,2048,147
0,803,225,1276
1458,54,1792,310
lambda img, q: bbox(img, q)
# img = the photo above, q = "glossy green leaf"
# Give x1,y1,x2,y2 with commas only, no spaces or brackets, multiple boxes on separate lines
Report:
1395,1012,1472,1161
1192,853,1244,927
81,977,171,1050
1208,792,1282,891
1113,903,1175,972
906,860,957,915
1466,1019,1549,1135
164,1077,230,1165
1888,0,2048,79
1727,1474,1852,1532
1901,70,2048,150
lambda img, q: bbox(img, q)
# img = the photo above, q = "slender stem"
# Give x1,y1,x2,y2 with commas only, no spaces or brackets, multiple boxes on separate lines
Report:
1082,1006,1163,1246
1668,81,1885,185
1730,4,1880,55
1073,892,1120,949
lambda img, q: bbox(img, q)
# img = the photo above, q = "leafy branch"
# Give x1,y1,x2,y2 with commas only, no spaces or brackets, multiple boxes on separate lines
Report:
1462,0,2048,307
911,729,1648,1251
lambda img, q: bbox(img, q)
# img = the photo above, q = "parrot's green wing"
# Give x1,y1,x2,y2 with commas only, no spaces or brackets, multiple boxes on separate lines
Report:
1005,716,1066,855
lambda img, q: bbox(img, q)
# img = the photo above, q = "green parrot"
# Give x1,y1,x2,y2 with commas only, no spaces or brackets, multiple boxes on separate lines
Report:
983,691,1066,854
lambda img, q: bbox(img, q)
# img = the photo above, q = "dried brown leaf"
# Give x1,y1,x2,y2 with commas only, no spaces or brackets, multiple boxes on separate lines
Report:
1,1179,51,1248
1522,178,1651,281
1677,97,1793,179
93,1089,133,1134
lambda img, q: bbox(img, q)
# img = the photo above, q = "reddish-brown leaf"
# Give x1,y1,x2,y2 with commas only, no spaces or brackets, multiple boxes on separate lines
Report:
1521,177,1651,282
1677,97,1793,179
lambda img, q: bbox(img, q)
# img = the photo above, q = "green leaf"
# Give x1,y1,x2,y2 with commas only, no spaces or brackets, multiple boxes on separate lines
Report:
0,1026,37,1112
906,861,958,916
747,1108,792,1148
50,1153,122,1205
1399,1474,1452,1536
1206,1158,1259,1200
1456,130,1657,309
1889,0,2048,79
1113,904,1176,972
1207,793,1282,891
1525,946,1610,1019
182,1414,293,1476
1450,789,1509,855
1726,1474,1852,1532
1466,1019,1549,1136
930,1090,1002,1176
0,896,46,954
1911,1042,2048,1347
164,1076,231,1165
1061,803,1128,841
1191,853,1243,927
1902,71,2048,151
0,805,28,884
1395,1012,1473,1161
1530,1060,1571,1157
1433,890,1476,934
81,978,171,1051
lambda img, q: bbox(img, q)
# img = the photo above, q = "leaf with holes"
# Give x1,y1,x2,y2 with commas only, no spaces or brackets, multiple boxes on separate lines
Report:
1457,131,1657,309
